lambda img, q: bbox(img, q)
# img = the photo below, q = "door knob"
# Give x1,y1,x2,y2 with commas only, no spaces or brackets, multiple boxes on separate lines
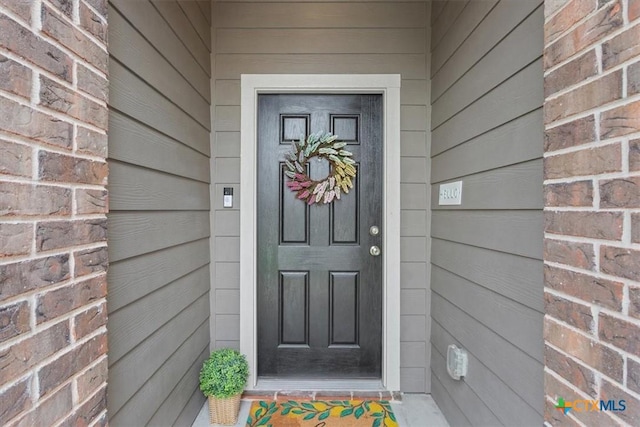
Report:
370,245,381,256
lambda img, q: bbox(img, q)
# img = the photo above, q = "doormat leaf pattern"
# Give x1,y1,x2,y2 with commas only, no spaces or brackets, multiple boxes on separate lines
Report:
246,400,398,427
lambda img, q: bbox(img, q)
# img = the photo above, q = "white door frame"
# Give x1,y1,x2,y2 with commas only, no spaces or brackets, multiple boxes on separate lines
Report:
240,74,401,390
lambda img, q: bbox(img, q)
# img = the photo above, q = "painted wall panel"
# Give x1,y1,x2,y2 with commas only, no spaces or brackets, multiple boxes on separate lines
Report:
430,0,544,424
215,2,427,28
107,1,211,425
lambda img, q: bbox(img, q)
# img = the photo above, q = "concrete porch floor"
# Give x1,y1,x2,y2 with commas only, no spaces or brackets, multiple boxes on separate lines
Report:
192,394,449,427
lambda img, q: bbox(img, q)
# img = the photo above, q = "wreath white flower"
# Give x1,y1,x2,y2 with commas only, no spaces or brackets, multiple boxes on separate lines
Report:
284,132,356,205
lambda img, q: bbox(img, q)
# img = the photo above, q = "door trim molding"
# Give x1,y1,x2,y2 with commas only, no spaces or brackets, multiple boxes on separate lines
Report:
240,74,401,390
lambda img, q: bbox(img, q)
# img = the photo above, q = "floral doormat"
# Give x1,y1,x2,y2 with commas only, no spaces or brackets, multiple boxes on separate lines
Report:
246,400,398,427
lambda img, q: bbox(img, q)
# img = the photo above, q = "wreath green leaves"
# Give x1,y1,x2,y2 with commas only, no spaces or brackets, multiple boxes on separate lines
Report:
284,132,356,205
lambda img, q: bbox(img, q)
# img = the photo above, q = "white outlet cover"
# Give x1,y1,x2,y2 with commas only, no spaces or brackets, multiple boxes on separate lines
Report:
439,181,463,205
447,344,468,380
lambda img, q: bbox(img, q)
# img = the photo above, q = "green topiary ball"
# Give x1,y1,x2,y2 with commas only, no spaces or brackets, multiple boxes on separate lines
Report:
199,348,249,399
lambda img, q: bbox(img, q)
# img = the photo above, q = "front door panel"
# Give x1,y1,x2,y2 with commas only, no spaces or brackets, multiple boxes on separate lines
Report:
257,94,382,378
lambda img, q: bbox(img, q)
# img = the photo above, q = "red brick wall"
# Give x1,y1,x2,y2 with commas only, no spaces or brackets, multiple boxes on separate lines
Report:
0,0,108,425
544,0,640,424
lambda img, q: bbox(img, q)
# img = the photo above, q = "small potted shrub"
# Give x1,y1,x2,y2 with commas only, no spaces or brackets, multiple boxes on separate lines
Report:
199,348,249,425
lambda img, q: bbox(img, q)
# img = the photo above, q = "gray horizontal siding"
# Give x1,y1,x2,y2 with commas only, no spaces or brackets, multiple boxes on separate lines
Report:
430,0,544,425
107,0,211,425
211,0,432,392
215,54,427,80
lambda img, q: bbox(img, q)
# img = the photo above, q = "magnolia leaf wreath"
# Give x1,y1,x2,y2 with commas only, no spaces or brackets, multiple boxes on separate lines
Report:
284,132,356,205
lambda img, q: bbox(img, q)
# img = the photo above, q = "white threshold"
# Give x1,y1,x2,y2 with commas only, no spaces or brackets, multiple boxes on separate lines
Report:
239,74,402,391
255,379,384,391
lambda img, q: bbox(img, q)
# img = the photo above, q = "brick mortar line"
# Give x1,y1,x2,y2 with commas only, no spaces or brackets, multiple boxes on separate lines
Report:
545,65,627,101
0,214,108,224
30,143,40,184
1,71,108,114
0,139,109,165
544,110,639,136
73,353,106,384
545,368,629,425
1,342,107,408
545,286,622,312
79,0,106,25
593,303,601,340
623,211,632,245
623,357,629,391
36,319,109,366
544,260,640,288
31,70,41,107
0,281,106,335
545,264,640,307
596,43,604,74
11,376,72,425
71,0,80,25
70,362,108,411
594,175,603,210
0,89,108,135
543,19,640,75
71,181,78,219
543,261,605,283
0,371,33,396
41,0,107,53
594,305,640,327
0,5,108,79
545,315,640,365
594,239,604,273
544,172,640,185
86,409,107,427
0,175,108,190
542,0,574,29
543,206,640,214
623,63,629,99
70,59,77,90
547,361,640,414
0,213,107,222
544,93,640,130
0,128,107,157
545,339,629,387
40,69,109,108
26,351,107,424
0,240,107,269
543,0,606,41
547,284,638,335
0,44,108,95
42,270,106,302
622,282,631,318
40,144,109,163
32,0,42,31
0,318,106,396
0,272,106,317
543,206,640,212
623,0,630,26
0,4,31,29
544,234,640,250
623,137,632,170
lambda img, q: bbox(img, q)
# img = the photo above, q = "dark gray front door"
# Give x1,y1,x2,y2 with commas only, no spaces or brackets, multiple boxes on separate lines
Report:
257,94,383,378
